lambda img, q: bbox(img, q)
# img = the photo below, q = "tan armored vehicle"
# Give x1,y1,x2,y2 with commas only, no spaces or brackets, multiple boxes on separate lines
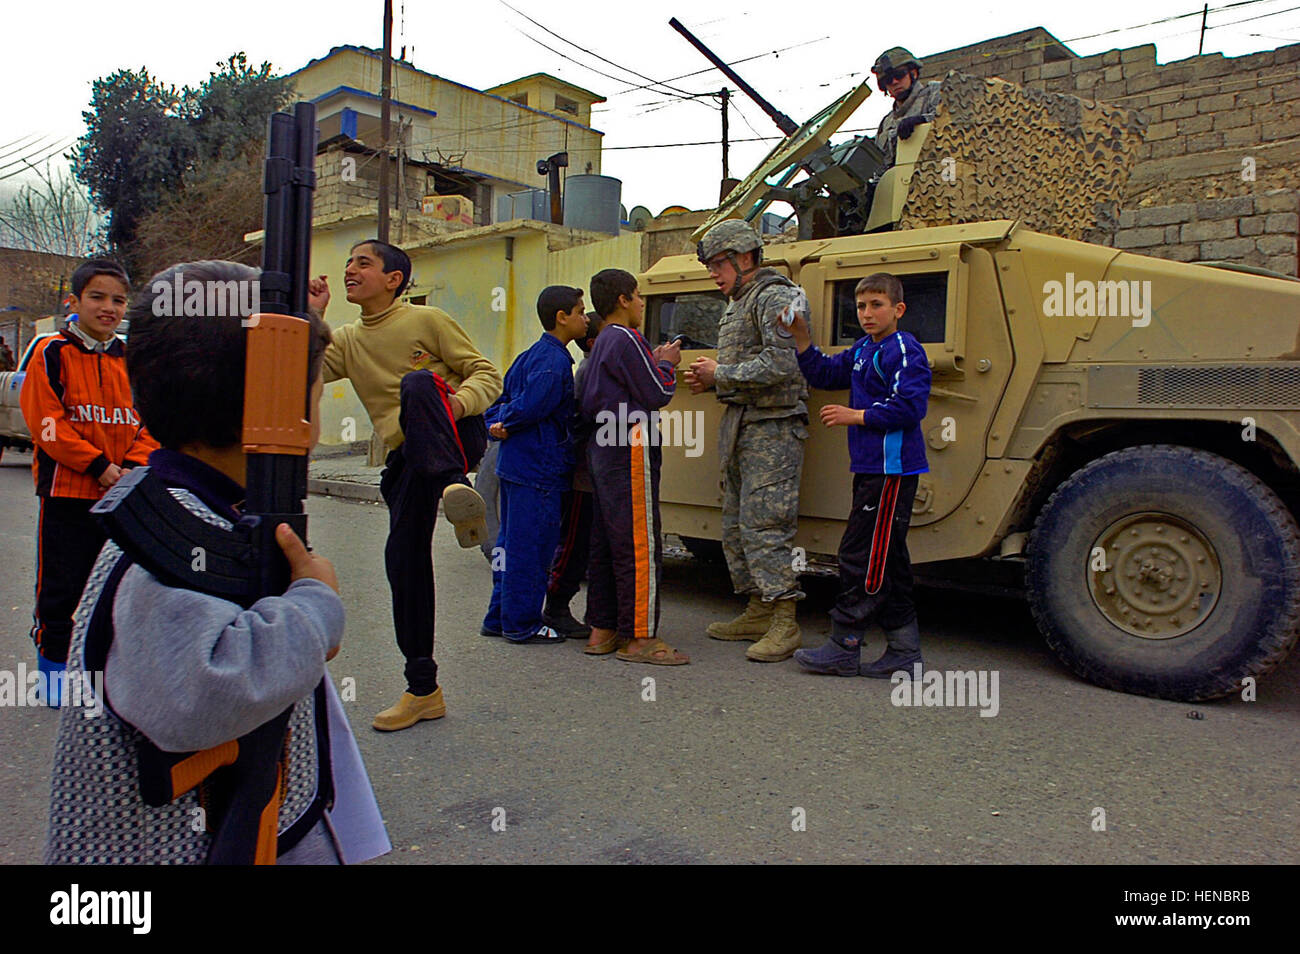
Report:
640,73,1300,702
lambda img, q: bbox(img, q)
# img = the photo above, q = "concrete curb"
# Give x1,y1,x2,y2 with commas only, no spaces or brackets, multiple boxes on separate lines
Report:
308,477,383,503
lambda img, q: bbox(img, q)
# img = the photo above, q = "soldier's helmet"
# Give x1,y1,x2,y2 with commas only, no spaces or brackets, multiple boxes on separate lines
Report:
872,47,923,77
697,219,763,265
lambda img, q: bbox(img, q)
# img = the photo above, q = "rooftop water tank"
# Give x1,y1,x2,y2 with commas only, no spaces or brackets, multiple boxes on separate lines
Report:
563,175,622,235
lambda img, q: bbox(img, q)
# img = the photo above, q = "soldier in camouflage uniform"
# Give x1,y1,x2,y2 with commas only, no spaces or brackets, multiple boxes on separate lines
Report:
872,47,942,168
685,220,808,662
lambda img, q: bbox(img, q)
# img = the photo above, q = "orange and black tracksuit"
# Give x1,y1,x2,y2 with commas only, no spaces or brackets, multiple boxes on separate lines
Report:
576,324,677,642
20,324,158,663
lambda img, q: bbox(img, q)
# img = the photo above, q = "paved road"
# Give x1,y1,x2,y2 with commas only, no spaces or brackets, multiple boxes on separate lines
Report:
1,456,1297,864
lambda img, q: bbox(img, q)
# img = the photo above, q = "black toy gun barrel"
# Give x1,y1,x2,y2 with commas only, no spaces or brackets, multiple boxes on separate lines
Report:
243,101,318,599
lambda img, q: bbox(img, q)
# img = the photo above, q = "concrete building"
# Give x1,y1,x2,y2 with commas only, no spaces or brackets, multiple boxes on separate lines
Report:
290,46,605,231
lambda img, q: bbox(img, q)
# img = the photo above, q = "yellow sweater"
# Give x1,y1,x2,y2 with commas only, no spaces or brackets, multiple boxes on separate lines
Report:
322,301,502,448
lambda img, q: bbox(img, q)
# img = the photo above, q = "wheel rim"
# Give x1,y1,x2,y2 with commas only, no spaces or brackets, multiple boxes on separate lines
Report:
1087,512,1222,639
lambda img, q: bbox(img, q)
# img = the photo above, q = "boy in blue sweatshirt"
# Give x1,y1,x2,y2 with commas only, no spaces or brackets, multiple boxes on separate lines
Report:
482,286,590,642
788,273,932,678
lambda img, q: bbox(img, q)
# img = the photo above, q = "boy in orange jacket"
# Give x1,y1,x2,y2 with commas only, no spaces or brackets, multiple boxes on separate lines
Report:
20,259,157,703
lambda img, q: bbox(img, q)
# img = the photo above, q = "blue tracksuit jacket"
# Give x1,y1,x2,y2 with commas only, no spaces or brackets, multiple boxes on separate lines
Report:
485,332,574,491
796,330,931,475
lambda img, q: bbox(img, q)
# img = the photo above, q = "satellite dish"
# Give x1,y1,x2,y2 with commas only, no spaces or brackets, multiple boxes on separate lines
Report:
628,205,653,231
692,79,873,243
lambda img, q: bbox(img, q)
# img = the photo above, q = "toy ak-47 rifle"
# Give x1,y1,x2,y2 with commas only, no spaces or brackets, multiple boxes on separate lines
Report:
89,101,328,864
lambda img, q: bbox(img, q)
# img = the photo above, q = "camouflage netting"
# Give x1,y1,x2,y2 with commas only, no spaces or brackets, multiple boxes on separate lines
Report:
900,72,1149,240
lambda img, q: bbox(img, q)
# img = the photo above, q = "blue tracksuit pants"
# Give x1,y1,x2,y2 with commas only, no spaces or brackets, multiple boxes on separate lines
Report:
483,477,564,640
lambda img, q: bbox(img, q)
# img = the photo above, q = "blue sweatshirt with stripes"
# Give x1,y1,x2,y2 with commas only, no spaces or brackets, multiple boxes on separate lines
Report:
796,330,931,475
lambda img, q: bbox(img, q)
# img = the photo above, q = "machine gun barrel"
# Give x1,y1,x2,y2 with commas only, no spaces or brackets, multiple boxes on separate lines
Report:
669,17,798,136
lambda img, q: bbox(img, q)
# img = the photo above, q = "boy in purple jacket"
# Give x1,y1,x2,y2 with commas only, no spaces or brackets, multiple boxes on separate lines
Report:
579,269,688,664
788,273,932,678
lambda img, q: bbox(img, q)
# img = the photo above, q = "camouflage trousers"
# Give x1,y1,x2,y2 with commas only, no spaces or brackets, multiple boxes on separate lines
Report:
719,407,808,601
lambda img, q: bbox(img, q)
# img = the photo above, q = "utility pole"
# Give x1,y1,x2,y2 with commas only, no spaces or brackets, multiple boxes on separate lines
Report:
378,0,393,242
397,116,410,242
1199,3,1208,56
720,88,730,180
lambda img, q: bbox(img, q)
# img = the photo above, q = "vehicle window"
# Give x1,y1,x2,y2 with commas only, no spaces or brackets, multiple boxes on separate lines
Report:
832,272,948,346
646,291,727,349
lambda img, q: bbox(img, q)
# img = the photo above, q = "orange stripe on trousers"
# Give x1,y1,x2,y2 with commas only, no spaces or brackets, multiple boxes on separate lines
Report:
629,424,650,639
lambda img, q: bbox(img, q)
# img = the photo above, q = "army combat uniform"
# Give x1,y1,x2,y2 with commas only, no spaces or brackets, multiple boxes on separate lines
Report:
875,80,941,168
715,269,809,604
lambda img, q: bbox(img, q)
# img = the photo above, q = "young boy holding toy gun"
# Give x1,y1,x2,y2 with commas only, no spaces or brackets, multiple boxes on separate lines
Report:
45,103,389,865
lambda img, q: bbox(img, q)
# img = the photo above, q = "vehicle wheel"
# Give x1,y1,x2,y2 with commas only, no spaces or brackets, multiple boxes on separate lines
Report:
680,535,725,564
473,441,501,561
1026,444,1300,701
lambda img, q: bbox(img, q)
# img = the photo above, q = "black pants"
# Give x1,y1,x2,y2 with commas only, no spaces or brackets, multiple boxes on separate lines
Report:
379,371,487,695
547,489,592,606
586,440,662,641
830,473,919,634
33,496,106,664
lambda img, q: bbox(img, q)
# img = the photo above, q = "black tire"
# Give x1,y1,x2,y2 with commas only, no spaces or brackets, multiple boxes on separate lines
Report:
1026,445,1300,701
680,535,726,564
473,441,502,561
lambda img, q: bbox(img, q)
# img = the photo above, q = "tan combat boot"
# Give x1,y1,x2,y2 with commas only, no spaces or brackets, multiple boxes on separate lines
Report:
746,600,802,662
707,595,774,641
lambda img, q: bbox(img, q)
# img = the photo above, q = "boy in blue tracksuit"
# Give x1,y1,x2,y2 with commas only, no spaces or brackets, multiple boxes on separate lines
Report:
482,286,590,643
788,273,932,678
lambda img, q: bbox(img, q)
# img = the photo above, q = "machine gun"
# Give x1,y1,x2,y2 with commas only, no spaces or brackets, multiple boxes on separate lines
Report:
88,102,323,865
669,17,886,239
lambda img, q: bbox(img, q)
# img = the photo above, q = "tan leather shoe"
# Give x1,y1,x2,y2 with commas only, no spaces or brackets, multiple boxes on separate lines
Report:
442,484,488,548
372,687,446,731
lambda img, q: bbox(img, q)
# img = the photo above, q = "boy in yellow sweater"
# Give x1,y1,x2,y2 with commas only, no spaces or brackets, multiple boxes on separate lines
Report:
313,240,502,731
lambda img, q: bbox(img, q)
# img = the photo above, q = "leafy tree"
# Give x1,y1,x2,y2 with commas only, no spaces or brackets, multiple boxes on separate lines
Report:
72,68,193,256
185,53,291,163
73,53,292,269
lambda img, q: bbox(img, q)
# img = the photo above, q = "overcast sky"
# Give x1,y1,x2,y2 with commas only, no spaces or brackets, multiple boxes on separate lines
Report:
4,0,1298,216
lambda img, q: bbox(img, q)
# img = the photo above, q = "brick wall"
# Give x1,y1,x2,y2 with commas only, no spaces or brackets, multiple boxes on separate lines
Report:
0,248,79,353
314,145,429,222
925,28,1300,275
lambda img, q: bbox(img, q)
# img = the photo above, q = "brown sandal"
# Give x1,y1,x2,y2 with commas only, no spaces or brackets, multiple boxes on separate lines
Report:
616,638,690,666
584,632,619,655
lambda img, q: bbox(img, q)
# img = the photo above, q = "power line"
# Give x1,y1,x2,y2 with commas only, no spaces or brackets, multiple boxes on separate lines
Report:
0,133,52,164
604,35,832,99
498,0,702,101
0,140,75,178
1061,0,1281,42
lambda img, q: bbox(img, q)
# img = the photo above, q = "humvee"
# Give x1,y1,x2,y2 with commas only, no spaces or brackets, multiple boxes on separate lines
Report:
642,221,1300,702
623,58,1300,702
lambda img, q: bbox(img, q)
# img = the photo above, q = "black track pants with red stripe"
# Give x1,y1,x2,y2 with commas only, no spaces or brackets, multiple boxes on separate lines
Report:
585,438,662,641
829,473,919,634
32,496,106,664
380,371,487,694
547,489,593,605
